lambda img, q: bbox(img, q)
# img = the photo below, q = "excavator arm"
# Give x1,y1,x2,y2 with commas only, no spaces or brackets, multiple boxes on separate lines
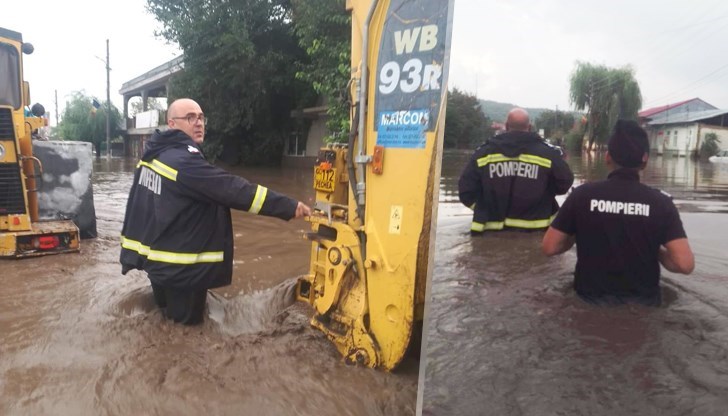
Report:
297,0,454,370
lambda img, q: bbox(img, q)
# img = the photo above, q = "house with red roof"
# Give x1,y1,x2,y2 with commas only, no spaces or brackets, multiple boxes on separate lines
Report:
638,98,716,122
638,98,728,157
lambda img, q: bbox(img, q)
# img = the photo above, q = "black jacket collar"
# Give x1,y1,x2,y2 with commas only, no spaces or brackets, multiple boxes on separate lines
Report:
608,168,641,181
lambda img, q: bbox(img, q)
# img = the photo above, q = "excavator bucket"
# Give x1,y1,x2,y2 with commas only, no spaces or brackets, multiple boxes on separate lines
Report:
297,0,455,370
33,141,97,239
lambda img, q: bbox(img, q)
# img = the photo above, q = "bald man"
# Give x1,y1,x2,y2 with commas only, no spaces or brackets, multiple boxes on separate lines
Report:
458,108,574,234
120,98,311,325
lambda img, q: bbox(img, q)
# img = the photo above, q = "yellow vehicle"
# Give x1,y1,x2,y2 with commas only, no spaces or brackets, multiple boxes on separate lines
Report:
297,0,454,370
0,27,80,258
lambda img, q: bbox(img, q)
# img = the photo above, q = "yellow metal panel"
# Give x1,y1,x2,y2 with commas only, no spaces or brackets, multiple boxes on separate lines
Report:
0,141,18,162
0,220,80,258
0,233,16,257
360,0,450,370
7,214,31,231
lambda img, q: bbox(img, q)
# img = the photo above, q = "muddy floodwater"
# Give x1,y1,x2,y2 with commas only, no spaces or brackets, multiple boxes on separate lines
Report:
421,151,728,415
0,158,417,415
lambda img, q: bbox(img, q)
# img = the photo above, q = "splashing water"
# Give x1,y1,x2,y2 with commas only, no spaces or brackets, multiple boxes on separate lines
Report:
208,277,300,336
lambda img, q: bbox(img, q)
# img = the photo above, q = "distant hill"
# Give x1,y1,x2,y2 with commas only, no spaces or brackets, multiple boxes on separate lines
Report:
478,100,552,123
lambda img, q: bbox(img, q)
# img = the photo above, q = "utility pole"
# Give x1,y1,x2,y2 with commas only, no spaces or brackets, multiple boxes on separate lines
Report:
54,89,58,127
105,39,111,161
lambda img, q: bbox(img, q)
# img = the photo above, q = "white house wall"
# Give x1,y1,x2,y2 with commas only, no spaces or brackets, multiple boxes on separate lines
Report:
650,123,698,156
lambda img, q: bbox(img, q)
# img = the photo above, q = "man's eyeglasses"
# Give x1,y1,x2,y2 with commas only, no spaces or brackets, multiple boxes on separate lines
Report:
171,114,206,124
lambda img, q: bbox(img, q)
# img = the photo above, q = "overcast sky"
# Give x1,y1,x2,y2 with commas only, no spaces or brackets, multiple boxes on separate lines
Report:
3,0,728,126
2,0,180,126
450,0,728,114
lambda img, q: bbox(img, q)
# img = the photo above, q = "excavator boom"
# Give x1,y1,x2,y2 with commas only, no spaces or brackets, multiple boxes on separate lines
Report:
297,0,454,370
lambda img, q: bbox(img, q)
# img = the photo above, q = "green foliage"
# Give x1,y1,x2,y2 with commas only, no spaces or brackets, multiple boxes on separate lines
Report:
148,0,308,165
129,97,166,117
291,0,351,143
700,132,721,158
444,88,494,149
564,123,586,152
534,109,575,140
569,61,642,148
58,91,123,156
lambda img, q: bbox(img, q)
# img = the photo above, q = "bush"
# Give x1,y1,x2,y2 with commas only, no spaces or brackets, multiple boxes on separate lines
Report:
700,132,721,159
564,129,584,152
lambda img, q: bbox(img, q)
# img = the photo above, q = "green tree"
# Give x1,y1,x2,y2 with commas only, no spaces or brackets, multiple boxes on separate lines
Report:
564,121,586,151
444,88,493,149
534,109,575,142
58,91,123,158
129,97,166,117
291,0,351,143
148,0,309,165
569,61,642,149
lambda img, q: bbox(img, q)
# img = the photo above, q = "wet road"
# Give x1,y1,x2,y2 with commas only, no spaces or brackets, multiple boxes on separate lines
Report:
421,151,728,415
0,158,417,415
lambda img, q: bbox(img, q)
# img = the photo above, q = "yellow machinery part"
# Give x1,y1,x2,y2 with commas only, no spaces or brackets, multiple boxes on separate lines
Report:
1,27,81,258
0,220,80,258
297,0,453,370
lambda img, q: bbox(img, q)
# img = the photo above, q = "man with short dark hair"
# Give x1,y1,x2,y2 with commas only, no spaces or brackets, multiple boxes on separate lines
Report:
120,98,311,325
458,108,574,234
542,119,694,305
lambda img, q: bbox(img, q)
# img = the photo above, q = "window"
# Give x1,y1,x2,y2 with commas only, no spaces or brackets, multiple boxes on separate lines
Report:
0,43,22,109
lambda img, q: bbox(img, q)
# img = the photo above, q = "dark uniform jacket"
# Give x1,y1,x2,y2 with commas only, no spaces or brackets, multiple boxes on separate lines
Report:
458,131,574,233
120,129,298,290
550,168,687,305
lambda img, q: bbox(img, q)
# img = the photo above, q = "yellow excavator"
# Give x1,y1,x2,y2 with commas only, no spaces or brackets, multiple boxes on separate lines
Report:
296,0,454,370
0,27,81,258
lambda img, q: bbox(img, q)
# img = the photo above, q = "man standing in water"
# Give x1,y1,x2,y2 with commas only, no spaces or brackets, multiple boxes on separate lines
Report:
542,119,694,305
120,98,311,325
458,108,574,234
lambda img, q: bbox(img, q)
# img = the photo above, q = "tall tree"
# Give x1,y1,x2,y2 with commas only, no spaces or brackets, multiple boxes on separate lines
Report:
569,61,642,149
291,0,351,143
444,89,493,149
58,91,122,158
534,109,575,142
147,0,308,165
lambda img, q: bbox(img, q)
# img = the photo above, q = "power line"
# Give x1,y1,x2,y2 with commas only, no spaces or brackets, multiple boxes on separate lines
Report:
564,4,728,105
643,61,728,107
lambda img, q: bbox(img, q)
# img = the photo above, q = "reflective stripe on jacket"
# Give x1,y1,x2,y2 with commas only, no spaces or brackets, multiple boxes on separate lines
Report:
458,131,574,233
119,129,298,289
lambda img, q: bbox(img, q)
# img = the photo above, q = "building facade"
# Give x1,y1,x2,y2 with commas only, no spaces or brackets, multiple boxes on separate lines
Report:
638,98,728,157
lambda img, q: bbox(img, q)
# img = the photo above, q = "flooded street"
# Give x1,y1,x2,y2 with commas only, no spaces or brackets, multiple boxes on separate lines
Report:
421,151,728,415
0,158,417,415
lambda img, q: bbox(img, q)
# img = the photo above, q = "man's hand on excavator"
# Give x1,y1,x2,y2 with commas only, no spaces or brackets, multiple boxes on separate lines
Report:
295,201,312,219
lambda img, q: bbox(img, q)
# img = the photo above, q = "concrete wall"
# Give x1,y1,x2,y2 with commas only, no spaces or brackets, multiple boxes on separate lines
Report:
135,110,162,128
282,115,327,167
303,117,327,157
